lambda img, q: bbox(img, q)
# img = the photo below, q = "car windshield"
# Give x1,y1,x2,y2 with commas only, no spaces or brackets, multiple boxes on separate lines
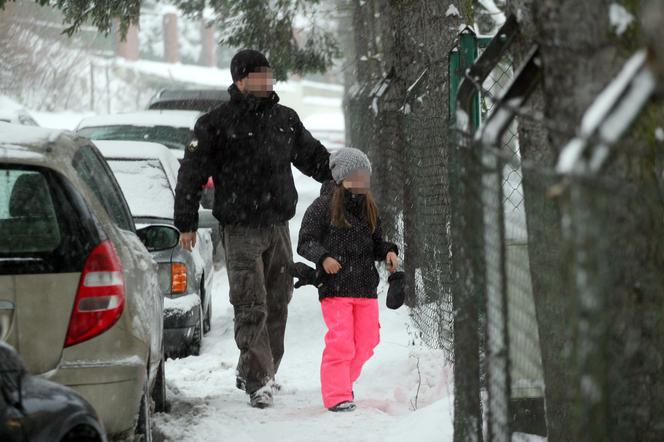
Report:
78,125,193,151
107,159,174,220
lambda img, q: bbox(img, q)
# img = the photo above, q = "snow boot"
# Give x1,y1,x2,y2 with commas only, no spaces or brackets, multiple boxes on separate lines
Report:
236,376,246,392
249,388,273,409
328,401,357,412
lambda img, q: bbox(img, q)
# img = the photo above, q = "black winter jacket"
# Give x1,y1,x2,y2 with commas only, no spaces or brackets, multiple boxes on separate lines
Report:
297,182,398,300
174,84,332,231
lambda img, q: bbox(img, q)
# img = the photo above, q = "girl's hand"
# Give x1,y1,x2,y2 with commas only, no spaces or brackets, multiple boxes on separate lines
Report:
386,251,398,273
322,257,342,274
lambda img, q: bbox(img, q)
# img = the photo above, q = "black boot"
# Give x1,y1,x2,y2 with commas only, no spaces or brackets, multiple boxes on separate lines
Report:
250,388,274,409
236,376,246,392
328,401,356,412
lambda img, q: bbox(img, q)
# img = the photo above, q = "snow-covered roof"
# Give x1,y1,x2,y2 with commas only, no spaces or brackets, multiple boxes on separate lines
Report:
77,110,202,131
94,139,180,190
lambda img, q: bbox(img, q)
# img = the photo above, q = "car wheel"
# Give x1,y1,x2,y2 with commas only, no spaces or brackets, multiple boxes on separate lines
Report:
151,350,168,413
61,425,102,442
187,301,203,356
135,374,153,442
204,296,212,334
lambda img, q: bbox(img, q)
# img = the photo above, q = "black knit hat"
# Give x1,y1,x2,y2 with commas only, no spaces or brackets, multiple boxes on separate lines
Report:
231,49,271,82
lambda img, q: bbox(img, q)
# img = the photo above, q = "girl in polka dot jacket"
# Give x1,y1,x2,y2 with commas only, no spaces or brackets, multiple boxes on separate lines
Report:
297,147,399,413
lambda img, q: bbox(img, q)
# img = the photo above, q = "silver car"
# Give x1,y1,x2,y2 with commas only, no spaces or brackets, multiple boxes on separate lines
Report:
94,140,215,357
0,123,176,440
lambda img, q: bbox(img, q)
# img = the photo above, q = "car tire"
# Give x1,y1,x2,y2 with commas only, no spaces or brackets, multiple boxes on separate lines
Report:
152,351,168,413
187,301,203,357
61,425,102,442
204,295,212,335
135,374,153,442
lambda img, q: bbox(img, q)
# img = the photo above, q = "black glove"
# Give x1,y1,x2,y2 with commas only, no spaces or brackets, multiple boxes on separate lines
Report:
289,262,321,289
386,271,405,309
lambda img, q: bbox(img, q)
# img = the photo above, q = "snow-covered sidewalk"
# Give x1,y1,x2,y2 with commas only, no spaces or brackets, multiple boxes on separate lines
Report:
153,171,453,442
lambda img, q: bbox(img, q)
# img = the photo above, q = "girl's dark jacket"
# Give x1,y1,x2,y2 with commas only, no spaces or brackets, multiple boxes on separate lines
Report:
297,181,398,300
174,84,332,232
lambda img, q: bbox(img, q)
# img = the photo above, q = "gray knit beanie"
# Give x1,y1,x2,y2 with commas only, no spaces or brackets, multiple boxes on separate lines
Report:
329,148,372,184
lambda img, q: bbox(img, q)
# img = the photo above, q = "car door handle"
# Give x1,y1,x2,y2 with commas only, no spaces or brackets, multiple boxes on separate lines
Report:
0,300,15,341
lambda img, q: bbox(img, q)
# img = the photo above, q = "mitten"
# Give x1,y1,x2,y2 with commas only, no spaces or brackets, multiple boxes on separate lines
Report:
289,262,320,288
386,271,405,309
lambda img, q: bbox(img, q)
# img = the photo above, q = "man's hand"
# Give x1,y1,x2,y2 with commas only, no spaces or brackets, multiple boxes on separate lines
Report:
322,257,342,274
386,251,399,273
180,231,197,251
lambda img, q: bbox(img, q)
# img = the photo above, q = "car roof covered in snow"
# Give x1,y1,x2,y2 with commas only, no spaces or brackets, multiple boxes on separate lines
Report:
76,110,202,131
0,122,93,174
0,121,68,151
94,139,180,190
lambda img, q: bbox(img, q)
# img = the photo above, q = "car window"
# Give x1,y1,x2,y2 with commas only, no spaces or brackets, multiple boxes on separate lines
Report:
107,159,175,219
77,125,193,151
0,168,61,254
72,145,134,231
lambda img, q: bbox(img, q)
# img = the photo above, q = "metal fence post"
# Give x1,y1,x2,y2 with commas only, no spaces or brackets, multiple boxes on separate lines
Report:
450,26,484,442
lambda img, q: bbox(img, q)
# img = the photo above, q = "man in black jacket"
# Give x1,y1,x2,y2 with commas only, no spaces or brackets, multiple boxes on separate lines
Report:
174,49,332,408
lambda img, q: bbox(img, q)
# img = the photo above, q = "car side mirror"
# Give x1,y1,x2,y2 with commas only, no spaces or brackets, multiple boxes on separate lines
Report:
136,225,180,252
198,208,217,230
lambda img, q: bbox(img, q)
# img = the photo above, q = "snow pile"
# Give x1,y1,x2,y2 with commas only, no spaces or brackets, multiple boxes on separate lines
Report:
112,57,233,89
609,3,634,36
153,169,453,441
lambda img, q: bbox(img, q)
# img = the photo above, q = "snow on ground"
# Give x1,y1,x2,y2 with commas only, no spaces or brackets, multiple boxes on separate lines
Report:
153,170,454,442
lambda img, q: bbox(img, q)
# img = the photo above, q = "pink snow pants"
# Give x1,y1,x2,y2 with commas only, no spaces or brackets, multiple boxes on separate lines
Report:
320,297,380,409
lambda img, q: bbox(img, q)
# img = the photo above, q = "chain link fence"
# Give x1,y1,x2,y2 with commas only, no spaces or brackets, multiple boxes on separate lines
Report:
353,14,664,441
444,19,664,442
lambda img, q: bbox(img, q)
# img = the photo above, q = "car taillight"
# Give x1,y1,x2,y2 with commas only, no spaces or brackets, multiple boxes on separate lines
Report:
171,263,187,294
65,240,125,347
203,177,214,189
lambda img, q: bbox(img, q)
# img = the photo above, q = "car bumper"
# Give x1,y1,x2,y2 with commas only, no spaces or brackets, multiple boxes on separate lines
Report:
43,359,145,436
163,293,201,354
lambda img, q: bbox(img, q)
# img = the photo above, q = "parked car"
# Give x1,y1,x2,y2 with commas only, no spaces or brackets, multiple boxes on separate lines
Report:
0,122,177,440
0,96,39,126
0,342,107,442
75,110,223,264
145,89,229,209
95,140,215,357
75,110,200,161
147,88,229,113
